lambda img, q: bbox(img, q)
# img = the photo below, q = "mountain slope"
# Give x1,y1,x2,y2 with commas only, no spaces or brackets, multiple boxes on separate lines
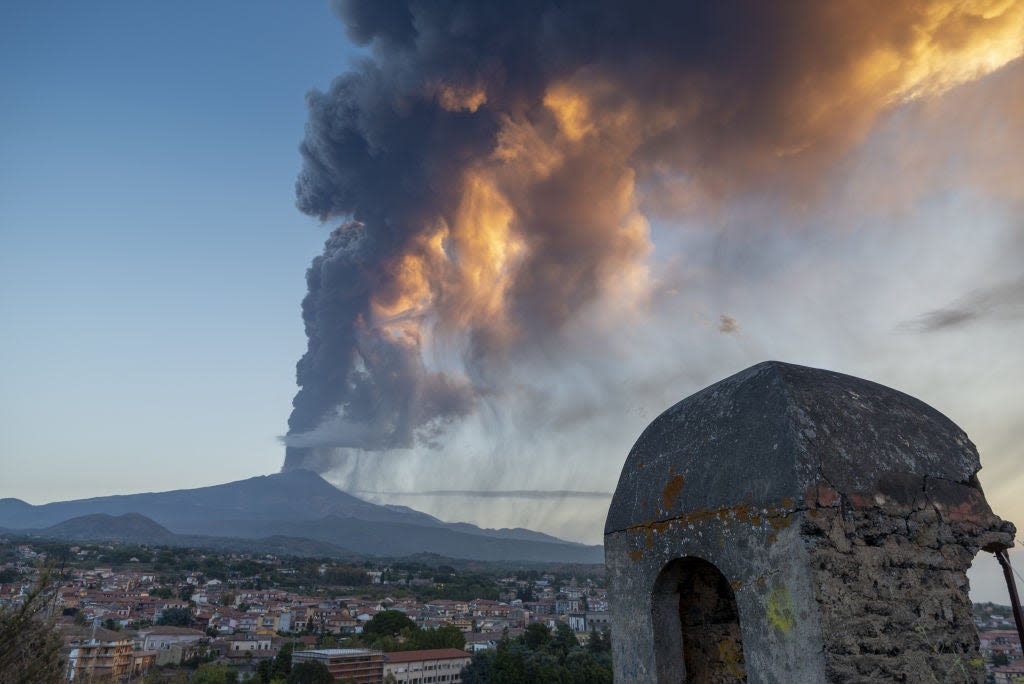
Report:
0,470,603,563
0,470,443,530
41,512,176,543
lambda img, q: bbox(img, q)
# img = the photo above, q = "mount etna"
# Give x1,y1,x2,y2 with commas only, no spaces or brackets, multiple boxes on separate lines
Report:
0,470,602,564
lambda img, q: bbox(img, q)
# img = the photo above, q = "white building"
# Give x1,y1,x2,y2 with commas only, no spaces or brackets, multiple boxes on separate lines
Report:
383,648,472,684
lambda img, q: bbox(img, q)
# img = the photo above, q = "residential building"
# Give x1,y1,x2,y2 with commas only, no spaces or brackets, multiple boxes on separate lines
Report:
383,648,472,684
219,633,273,658
65,629,133,682
980,629,1023,661
140,625,207,651
291,648,384,683
993,659,1024,684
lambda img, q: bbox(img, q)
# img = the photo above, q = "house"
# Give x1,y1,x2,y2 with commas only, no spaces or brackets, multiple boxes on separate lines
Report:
567,613,587,633
980,629,1022,660
463,629,522,654
993,659,1024,684
218,633,273,658
139,625,207,651
64,628,133,682
129,649,157,678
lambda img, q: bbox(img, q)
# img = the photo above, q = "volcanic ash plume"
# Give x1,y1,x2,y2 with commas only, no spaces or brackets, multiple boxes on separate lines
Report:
283,0,1024,472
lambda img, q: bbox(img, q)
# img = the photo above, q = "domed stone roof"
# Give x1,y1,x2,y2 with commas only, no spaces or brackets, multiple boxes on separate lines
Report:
605,361,982,535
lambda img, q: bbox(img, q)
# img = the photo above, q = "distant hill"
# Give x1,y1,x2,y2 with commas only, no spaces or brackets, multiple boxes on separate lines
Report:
0,470,603,564
20,512,357,558
41,512,176,543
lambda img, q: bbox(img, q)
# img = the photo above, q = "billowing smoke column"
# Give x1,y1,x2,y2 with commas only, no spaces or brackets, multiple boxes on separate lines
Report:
283,0,1024,472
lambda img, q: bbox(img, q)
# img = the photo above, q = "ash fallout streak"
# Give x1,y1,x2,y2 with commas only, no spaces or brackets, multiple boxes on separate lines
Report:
282,0,1024,475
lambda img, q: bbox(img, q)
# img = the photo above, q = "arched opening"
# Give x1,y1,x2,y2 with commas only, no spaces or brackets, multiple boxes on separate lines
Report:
652,556,746,683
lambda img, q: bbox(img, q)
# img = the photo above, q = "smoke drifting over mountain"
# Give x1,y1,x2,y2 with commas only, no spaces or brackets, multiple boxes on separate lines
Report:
283,0,1024,474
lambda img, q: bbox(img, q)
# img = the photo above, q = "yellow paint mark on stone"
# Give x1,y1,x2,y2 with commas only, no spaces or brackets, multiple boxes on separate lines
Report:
629,550,644,561
767,586,796,634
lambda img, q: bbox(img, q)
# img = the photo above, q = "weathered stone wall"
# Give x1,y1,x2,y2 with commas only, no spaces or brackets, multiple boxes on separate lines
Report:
803,477,1015,683
605,505,829,683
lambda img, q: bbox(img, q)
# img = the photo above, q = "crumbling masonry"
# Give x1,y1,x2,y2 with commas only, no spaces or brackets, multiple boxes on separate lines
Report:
604,361,1016,683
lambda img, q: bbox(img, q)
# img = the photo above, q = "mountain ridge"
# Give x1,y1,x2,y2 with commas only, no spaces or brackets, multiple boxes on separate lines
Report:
0,470,602,563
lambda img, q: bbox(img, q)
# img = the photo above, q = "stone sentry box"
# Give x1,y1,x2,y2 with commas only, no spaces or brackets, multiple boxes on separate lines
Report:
604,361,1016,683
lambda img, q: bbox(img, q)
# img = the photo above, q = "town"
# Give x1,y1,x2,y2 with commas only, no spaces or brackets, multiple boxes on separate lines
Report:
0,537,614,682
4,536,1021,682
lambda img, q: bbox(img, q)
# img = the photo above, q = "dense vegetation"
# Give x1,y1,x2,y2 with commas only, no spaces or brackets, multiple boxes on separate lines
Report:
461,623,612,683
356,610,466,652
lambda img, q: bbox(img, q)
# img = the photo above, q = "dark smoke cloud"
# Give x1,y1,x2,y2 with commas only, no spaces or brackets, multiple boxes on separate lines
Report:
284,0,1023,471
285,222,476,467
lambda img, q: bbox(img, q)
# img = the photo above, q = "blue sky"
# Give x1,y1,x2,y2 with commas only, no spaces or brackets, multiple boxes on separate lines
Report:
1,2,358,496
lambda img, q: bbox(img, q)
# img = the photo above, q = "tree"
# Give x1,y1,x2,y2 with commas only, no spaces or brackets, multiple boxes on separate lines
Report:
0,566,64,684
551,623,579,658
460,620,611,684
361,610,415,642
460,650,495,684
256,659,273,683
587,627,611,655
191,662,238,683
271,642,293,679
287,661,332,684
408,624,465,651
522,623,552,650
157,606,193,627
